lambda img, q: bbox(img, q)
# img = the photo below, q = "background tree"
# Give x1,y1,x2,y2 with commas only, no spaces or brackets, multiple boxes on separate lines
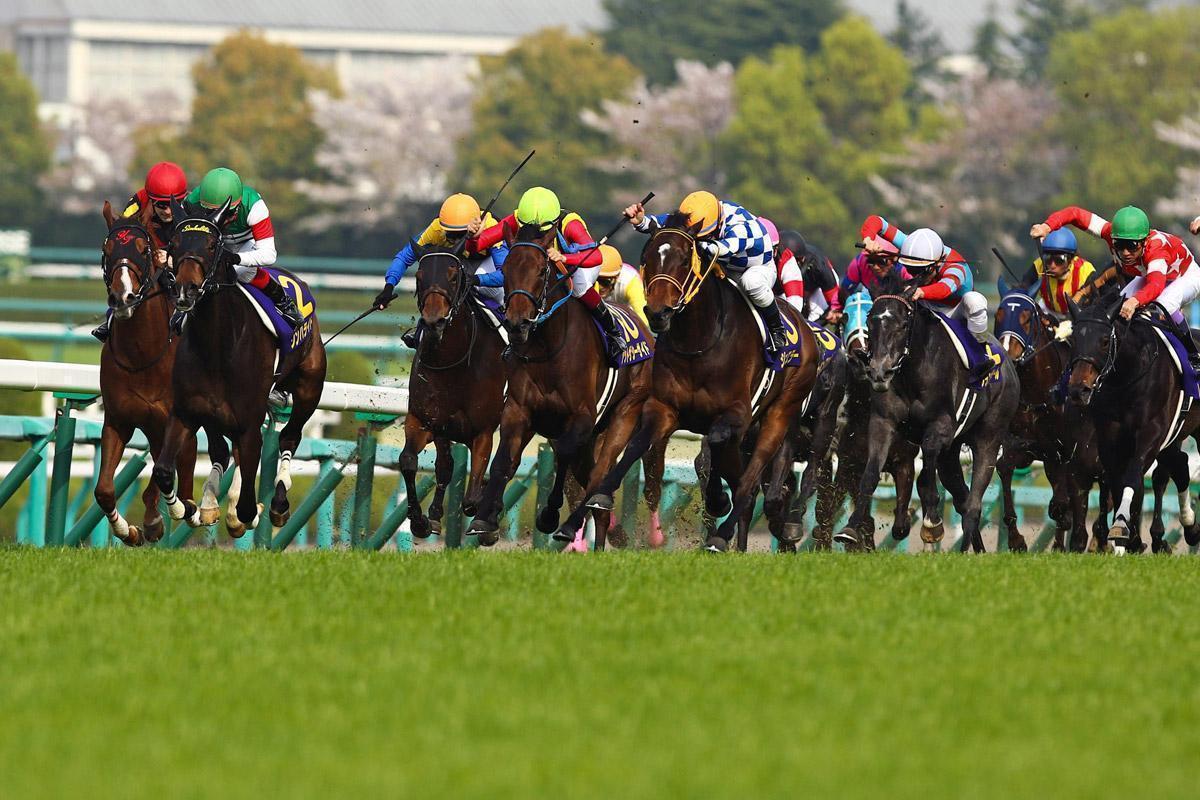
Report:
1153,112,1200,228
1046,5,1200,213
972,2,1014,78
451,28,638,227
889,0,947,101
583,60,735,212
132,30,338,228
1009,0,1093,79
0,52,52,230
602,0,845,85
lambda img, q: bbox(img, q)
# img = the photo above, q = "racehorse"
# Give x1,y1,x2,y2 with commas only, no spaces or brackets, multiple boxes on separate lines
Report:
837,293,1018,552
814,289,918,550
93,201,197,545
1066,296,1200,552
399,246,507,540
579,215,820,552
465,223,653,550
993,291,1109,552
152,201,327,536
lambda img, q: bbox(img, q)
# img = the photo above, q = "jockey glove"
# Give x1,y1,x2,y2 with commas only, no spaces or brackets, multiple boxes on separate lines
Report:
157,269,176,291
374,282,396,309
468,273,481,287
698,241,720,260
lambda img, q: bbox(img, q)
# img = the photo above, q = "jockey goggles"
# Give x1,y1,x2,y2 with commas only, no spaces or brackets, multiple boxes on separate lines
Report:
1113,239,1143,253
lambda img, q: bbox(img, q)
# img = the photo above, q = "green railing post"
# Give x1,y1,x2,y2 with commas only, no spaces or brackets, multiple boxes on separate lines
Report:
67,446,102,531
0,436,50,511
444,443,469,549
350,414,380,549
46,394,95,546
271,464,345,551
252,412,284,549
65,452,149,546
316,459,336,549
533,442,555,550
25,438,50,546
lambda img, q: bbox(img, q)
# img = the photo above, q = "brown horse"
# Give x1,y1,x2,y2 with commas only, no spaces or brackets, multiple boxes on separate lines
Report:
466,223,653,550
399,246,507,539
580,217,820,552
93,201,198,545
152,202,327,535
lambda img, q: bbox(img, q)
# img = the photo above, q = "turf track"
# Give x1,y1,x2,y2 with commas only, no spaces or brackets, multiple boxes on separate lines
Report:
2,549,1197,798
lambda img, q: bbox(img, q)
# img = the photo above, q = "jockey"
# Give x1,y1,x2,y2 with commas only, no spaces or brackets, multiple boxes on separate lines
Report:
838,235,910,308
595,244,648,326
1013,227,1095,317
469,187,624,362
93,161,189,341
372,193,507,349
624,191,790,352
759,218,804,314
1032,205,1200,368
185,167,303,328
863,217,991,370
797,239,843,324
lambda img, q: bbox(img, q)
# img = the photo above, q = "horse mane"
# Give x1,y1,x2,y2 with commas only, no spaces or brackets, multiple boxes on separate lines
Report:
871,268,911,298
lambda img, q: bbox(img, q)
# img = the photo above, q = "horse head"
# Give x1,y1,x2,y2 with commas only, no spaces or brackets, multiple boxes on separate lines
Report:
843,289,872,372
994,291,1043,362
1066,295,1122,406
640,214,705,334
167,198,231,316
101,200,158,320
864,294,916,393
501,222,559,344
415,245,470,342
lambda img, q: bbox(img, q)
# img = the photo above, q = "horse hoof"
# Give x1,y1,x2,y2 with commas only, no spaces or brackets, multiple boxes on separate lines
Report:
461,501,477,518
227,520,246,539
776,540,797,554
270,507,290,528
428,518,442,537
119,526,144,547
833,528,861,549
552,526,575,543
707,493,733,519
536,506,560,534
1184,523,1200,548
779,521,804,544
920,521,945,544
465,518,495,538
703,535,728,553
476,528,500,547
142,517,164,544
198,505,220,526
1107,524,1130,545
1153,539,1174,555
1009,537,1028,553
607,525,629,549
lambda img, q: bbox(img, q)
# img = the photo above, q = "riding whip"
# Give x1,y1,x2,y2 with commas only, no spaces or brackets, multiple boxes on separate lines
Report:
321,307,375,347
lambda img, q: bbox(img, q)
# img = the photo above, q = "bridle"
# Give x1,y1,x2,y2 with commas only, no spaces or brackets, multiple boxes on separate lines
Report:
1068,314,1121,398
102,222,159,311
869,294,916,375
643,227,722,314
168,216,236,312
414,250,479,371
503,239,571,326
997,293,1058,368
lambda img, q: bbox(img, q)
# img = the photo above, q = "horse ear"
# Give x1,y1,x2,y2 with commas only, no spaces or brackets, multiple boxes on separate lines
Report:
1105,298,1122,321
998,276,1011,296
103,200,116,229
138,201,154,228
210,198,231,224
1066,296,1079,320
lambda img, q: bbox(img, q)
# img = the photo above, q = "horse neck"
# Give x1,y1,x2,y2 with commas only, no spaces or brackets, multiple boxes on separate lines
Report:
186,284,251,362
425,299,473,355
1018,323,1067,405
108,290,171,363
667,272,724,338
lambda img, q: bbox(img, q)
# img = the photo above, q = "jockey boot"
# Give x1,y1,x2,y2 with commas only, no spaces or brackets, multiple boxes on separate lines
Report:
591,300,626,363
91,317,111,343
1169,314,1200,373
758,300,789,353
260,277,304,329
402,319,427,350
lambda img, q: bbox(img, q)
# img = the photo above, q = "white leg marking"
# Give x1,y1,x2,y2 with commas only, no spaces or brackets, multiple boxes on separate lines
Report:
107,509,130,539
1180,489,1195,527
200,462,224,511
276,450,293,492
226,467,243,528
1114,486,1135,526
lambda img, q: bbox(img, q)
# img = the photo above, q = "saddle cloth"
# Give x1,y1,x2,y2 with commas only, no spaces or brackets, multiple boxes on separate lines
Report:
1149,324,1200,400
238,267,316,364
593,304,653,369
928,306,1004,390
471,294,510,346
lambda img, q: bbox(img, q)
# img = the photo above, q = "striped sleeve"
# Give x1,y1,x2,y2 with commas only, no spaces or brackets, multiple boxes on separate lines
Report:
1045,206,1110,241
237,198,277,267
634,214,669,233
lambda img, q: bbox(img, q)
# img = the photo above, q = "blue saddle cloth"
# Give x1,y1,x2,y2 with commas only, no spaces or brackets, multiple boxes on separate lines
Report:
242,267,316,360
805,318,842,365
928,306,1005,390
1151,324,1200,399
595,304,653,368
753,305,806,372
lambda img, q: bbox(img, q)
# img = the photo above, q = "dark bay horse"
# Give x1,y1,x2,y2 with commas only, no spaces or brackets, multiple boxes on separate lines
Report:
993,292,1108,552
152,202,327,535
94,201,197,545
580,217,820,552
837,294,1018,552
1066,298,1200,552
399,247,506,539
465,224,653,550
817,289,918,550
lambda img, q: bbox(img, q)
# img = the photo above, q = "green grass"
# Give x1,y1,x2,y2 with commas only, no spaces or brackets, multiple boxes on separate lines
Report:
1,551,1197,798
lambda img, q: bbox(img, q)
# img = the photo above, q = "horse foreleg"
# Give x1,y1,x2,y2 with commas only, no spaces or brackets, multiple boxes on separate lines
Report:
996,445,1026,553
1149,455,1172,552
890,451,917,543
582,398,678,514
542,416,593,538
467,405,534,540
962,438,1004,554
95,421,142,546
230,428,263,534
463,429,493,519
399,417,434,539
427,436,454,537
763,437,797,544
708,437,746,552
837,415,898,550
151,417,193,524
641,438,667,548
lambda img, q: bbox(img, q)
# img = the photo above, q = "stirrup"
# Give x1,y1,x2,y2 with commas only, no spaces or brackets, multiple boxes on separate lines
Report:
268,389,291,409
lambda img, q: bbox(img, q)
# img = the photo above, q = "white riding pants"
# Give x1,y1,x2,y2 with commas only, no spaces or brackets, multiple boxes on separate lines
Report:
947,290,990,341
469,253,504,304
233,264,259,284
571,264,601,298
737,261,777,308
1121,267,1200,315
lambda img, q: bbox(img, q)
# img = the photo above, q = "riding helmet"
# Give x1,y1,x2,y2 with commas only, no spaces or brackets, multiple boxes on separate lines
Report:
197,167,243,209
679,191,720,237
1042,228,1077,254
145,162,188,202
598,244,624,278
516,187,561,231
439,193,481,233
757,217,780,247
1111,206,1150,242
898,228,945,269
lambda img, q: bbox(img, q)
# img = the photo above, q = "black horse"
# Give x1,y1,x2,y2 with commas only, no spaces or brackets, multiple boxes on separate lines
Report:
1066,297,1200,552
836,294,1019,552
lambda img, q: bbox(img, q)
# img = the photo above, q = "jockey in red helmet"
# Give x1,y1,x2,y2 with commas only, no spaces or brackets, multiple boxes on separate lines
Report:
93,162,189,342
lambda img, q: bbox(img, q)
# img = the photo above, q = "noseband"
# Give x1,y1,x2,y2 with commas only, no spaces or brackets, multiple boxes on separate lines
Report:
643,228,721,314
1069,316,1121,395
416,251,471,325
870,294,916,373
102,222,156,308
169,217,233,310
503,240,570,326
